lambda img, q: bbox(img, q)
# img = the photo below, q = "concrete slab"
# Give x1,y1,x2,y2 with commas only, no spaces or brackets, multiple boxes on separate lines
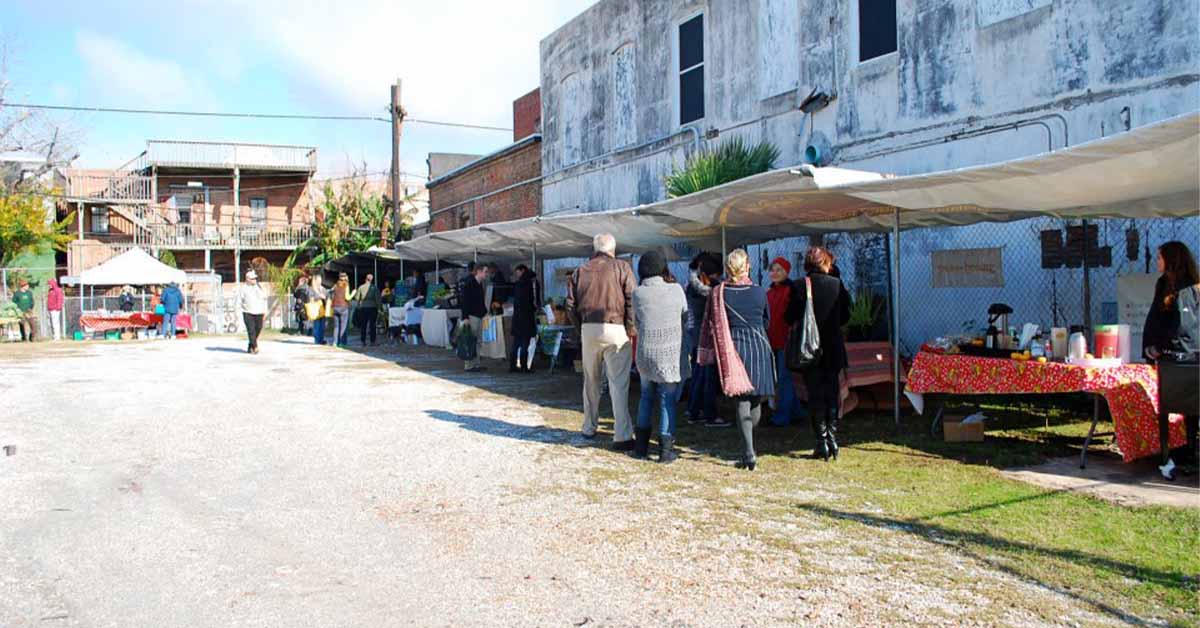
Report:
1002,456,1200,509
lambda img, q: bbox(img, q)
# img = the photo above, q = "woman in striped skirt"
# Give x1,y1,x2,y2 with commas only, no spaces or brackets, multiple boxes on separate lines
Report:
700,249,775,470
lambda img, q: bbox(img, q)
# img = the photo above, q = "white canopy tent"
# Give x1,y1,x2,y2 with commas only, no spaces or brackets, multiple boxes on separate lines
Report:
70,248,187,286
394,111,1199,424
62,247,188,311
395,111,1198,262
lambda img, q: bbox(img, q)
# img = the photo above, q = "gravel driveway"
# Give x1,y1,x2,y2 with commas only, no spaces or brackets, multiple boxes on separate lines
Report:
0,336,1123,627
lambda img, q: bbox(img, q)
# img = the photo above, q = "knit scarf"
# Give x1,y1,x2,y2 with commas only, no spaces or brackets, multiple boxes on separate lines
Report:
697,276,755,397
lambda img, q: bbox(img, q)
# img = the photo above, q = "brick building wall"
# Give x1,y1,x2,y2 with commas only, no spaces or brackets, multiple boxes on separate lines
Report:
427,139,541,233
155,173,312,225
512,88,541,141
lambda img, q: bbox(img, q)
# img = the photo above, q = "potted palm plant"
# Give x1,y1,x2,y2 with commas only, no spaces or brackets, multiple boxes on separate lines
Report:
846,290,884,342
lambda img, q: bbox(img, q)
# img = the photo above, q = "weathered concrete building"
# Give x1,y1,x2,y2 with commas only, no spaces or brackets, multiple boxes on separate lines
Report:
538,0,1199,345
540,0,1198,213
426,90,542,233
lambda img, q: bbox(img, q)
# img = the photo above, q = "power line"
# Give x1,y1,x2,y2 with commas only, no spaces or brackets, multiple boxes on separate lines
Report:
2,102,512,132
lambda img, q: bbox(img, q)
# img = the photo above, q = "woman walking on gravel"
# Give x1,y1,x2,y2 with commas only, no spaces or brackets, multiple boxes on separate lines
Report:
786,246,851,461
631,251,688,463
698,249,774,471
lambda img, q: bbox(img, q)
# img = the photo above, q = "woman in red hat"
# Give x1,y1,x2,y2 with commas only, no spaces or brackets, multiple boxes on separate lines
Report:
766,257,803,426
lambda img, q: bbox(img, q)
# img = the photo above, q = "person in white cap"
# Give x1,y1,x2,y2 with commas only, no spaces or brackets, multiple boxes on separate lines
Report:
237,269,268,353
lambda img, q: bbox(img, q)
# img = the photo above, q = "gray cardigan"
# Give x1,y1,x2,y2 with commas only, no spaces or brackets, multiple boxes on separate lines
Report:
633,277,689,383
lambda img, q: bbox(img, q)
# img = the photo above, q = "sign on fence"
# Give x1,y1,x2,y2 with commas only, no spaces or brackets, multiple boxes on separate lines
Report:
1118,273,1156,363
931,247,1004,288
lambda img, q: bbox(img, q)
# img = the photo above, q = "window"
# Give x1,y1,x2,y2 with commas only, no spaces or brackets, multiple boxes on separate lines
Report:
758,0,800,98
249,198,267,227
560,72,583,166
612,43,637,148
90,207,109,234
169,190,196,224
677,14,705,125
858,0,897,62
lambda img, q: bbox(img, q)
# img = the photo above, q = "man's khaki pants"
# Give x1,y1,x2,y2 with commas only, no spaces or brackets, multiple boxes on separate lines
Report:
580,323,634,442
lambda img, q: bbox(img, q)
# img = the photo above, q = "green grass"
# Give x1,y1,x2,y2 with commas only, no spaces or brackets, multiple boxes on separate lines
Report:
539,396,1199,626
393,347,1199,625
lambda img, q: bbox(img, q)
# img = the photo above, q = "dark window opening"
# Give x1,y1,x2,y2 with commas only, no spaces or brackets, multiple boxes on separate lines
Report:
859,0,897,62
90,207,109,234
678,14,705,125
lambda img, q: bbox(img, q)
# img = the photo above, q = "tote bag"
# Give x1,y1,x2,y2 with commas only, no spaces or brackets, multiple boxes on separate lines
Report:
785,277,822,371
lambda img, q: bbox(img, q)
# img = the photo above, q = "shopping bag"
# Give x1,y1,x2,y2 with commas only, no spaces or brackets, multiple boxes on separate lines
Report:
455,323,478,361
785,277,823,371
304,301,322,321
481,317,498,343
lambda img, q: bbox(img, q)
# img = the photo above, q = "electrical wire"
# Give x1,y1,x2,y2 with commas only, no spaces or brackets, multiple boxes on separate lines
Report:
2,102,513,132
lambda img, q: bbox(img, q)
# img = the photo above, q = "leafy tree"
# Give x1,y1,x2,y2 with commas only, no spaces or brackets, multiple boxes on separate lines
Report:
0,186,74,267
157,249,178,268
664,138,780,198
287,170,408,267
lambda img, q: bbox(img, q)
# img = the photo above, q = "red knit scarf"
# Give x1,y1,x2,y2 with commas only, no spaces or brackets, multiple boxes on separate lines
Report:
697,276,755,396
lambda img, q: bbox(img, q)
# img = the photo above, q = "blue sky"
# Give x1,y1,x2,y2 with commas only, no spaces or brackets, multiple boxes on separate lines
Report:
3,0,595,179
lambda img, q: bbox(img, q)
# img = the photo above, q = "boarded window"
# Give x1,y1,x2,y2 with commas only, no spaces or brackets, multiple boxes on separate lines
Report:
678,14,705,125
858,0,897,62
561,73,583,166
758,0,799,98
612,44,637,148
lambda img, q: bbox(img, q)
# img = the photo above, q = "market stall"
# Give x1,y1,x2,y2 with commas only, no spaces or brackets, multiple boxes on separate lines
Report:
389,112,1198,462
906,351,1185,465
62,248,191,339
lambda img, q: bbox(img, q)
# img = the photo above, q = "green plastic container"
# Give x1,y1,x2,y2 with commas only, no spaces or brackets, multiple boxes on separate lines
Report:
104,331,120,341
73,330,85,341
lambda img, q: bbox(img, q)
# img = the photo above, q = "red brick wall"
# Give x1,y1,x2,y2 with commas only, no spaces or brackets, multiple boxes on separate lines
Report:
428,140,541,233
155,174,312,225
513,88,541,142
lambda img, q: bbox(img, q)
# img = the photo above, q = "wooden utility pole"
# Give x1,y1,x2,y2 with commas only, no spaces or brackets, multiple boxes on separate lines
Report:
390,79,407,244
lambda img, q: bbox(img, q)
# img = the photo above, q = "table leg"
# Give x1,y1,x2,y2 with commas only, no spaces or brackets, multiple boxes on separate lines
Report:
1080,395,1100,469
930,401,945,438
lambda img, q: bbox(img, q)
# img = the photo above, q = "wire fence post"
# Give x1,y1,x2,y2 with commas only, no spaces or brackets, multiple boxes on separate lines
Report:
892,206,902,428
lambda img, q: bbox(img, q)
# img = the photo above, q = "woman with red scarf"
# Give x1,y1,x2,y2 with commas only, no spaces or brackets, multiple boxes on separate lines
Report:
765,257,803,426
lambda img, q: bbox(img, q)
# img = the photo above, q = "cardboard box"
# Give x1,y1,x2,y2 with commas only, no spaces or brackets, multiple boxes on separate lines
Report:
943,415,985,442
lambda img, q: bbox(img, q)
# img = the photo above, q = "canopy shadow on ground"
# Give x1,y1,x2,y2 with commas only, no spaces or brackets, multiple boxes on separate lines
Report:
793,501,1184,626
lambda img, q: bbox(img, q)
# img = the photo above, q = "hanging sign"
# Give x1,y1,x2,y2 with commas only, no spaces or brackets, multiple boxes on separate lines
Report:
931,247,1004,288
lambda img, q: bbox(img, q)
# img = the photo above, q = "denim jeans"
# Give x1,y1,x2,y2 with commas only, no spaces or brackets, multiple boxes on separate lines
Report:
769,349,806,425
333,307,351,346
687,362,718,421
312,318,326,345
161,312,177,339
637,380,679,437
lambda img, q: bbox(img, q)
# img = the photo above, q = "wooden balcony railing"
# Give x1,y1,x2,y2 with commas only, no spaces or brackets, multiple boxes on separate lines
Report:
65,171,153,203
142,223,311,249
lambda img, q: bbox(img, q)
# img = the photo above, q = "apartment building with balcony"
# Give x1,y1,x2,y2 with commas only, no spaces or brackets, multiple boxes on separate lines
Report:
62,139,318,281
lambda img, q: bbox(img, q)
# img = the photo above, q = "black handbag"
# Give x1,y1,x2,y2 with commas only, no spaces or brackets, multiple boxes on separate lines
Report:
785,277,822,371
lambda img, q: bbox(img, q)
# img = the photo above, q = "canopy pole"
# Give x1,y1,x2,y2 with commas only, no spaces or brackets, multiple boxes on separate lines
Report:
892,206,902,428
721,226,727,262
435,254,440,278
474,248,478,265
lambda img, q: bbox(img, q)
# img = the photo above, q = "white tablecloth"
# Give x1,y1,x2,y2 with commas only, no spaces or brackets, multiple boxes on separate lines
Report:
420,308,460,348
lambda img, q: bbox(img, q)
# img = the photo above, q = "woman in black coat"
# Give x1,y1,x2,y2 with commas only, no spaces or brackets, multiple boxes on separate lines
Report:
510,264,541,373
786,246,851,461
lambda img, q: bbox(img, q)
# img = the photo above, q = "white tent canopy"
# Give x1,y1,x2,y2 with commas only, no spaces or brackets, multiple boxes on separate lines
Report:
69,248,187,286
395,111,1199,262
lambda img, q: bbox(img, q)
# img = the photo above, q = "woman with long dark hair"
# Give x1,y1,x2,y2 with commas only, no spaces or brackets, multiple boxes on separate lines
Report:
1143,241,1199,480
786,246,851,461
510,264,541,373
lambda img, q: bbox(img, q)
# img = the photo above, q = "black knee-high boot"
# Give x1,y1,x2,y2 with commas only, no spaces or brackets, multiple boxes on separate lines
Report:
809,402,828,460
825,407,840,461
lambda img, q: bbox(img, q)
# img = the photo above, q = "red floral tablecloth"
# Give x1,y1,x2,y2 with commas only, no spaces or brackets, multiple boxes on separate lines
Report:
130,312,193,331
906,351,1186,462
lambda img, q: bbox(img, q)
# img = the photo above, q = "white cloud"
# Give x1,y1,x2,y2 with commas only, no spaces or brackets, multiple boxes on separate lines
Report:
215,0,595,128
75,31,217,109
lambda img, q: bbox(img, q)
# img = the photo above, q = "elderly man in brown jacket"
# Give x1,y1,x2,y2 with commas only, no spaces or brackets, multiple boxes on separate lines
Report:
567,233,638,449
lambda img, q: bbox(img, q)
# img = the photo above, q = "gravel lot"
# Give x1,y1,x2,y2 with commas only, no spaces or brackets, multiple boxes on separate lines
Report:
0,336,1126,627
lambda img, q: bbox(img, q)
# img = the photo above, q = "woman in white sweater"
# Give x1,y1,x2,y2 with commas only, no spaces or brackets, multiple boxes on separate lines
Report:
632,250,688,463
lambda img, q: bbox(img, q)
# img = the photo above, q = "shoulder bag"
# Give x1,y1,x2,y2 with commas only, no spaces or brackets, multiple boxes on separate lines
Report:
785,277,822,371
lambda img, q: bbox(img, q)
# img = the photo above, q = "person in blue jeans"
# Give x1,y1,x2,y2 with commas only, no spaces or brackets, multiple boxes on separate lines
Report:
631,251,688,463
160,281,183,340
766,257,805,426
